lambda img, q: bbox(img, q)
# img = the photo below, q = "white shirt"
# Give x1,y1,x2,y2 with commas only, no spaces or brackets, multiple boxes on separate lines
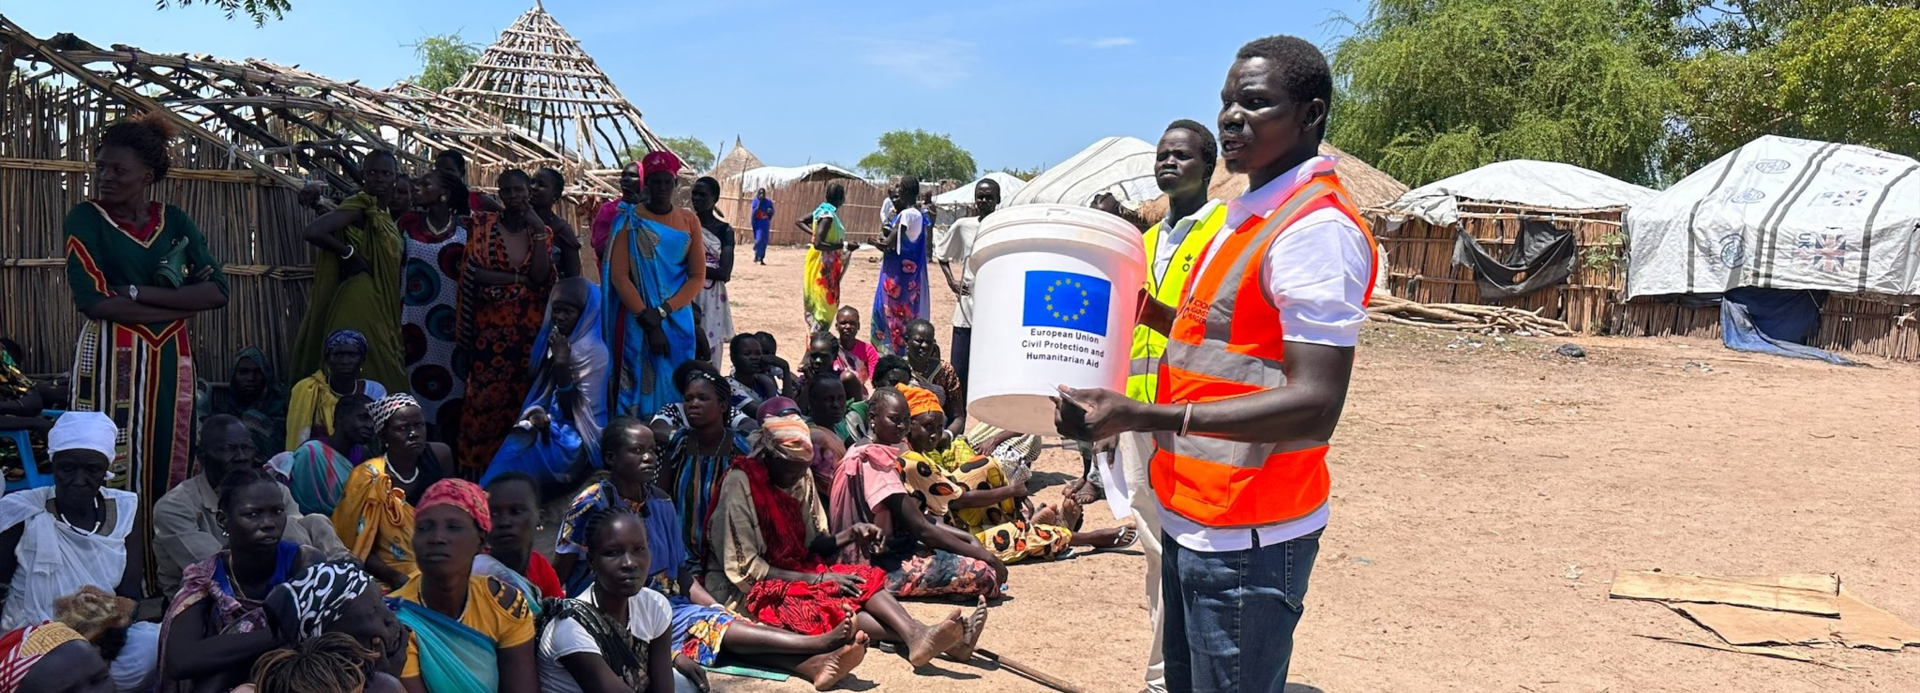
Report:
939,217,984,327
1151,200,1225,289
1158,155,1373,553
536,587,675,693
892,207,924,246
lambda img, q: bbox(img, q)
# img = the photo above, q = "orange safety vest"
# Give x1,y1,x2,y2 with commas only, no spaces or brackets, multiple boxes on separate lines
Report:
1150,168,1378,528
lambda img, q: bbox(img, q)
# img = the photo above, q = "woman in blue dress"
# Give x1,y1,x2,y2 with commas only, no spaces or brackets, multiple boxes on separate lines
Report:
871,177,930,356
603,157,705,420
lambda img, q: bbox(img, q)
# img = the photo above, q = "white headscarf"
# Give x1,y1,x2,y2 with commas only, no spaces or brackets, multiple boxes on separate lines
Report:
48,411,117,459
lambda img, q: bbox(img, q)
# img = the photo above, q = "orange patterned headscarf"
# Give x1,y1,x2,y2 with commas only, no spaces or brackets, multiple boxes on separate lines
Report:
896,385,942,417
416,479,492,533
752,414,815,462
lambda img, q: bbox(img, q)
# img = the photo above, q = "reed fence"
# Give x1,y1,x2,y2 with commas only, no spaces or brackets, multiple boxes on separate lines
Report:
1377,202,1627,334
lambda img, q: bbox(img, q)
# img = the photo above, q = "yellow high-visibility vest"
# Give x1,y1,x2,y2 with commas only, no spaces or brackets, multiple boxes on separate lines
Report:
1126,201,1228,404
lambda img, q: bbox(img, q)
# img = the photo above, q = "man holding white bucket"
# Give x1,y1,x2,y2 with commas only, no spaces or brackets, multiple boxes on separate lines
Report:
1100,117,1228,693
1057,35,1378,693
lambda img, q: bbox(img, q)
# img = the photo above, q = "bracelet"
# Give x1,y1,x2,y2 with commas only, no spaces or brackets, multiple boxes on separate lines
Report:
1178,402,1194,437
338,244,356,261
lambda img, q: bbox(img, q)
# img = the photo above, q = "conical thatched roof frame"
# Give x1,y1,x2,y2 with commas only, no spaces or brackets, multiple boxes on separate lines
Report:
708,137,765,183
447,3,667,180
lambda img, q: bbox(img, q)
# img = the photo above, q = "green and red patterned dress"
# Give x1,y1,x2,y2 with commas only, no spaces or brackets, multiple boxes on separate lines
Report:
62,200,227,563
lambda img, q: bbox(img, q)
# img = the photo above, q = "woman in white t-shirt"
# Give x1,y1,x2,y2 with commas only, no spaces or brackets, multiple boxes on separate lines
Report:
536,507,685,693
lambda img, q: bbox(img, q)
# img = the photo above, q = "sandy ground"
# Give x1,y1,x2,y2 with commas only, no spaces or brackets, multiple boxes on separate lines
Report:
684,246,1920,692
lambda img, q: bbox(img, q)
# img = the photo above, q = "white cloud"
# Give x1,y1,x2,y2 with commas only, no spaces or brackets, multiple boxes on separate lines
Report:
857,38,975,89
1064,36,1136,49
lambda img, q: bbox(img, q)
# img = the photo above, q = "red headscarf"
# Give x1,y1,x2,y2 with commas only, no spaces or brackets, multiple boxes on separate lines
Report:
417,478,492,533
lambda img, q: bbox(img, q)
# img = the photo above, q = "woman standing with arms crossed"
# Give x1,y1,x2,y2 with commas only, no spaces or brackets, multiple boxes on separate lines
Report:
63,112,228,576
294,149,407,394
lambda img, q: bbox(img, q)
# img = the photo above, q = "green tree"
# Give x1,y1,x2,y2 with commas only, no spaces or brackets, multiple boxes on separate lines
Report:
408,33,480,93
659,136,716,172
995,165,1044,181
156,0,290,26
857,130,978,182
1329,0,1677,187
1664,5,1920,173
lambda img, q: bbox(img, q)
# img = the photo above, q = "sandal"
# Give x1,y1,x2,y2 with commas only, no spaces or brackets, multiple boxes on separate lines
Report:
1105,523,1139,550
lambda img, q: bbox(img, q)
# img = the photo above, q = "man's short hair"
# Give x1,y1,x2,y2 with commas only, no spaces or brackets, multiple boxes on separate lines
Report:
1164,119,1219,175
1236,35,1333,111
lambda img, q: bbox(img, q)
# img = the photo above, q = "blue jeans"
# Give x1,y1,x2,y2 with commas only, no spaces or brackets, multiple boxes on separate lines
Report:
1162,530,1321,693
753,225,769,261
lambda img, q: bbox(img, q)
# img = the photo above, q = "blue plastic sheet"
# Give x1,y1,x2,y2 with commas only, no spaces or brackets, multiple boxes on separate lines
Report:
1719,288,1857,365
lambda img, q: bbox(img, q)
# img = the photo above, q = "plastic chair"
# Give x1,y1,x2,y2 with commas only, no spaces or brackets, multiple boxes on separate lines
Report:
1,410,62,494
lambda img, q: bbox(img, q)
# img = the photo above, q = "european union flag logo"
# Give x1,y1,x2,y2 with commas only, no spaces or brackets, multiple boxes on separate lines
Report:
1022,270,1111,335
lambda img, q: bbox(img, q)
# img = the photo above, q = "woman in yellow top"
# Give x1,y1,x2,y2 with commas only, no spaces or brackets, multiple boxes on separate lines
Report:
896,386,1136,563
284,329,388,451
390,479,538,693
333,395,449,588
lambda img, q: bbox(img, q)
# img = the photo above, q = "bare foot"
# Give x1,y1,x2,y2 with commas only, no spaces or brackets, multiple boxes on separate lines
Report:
942,597,989,662
798,632,869,691
804,613,861,650
905,611,966,667
1031,503,1060,526
1058,493,1085,532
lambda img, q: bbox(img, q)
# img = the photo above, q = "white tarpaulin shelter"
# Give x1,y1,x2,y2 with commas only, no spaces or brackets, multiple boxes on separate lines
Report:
1383,160,1658,226
934,172,1029,206
734,163,860,192
1006,136,1158,208
1625,136,1920,299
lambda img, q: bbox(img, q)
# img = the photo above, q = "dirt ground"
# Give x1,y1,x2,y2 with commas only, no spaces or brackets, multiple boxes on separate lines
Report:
698,246,1920,692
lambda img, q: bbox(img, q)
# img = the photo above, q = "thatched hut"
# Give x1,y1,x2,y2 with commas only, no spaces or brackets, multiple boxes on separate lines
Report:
0,17,604,377
1375,160,1658,333
716,164,892,246
1136,142,1409,222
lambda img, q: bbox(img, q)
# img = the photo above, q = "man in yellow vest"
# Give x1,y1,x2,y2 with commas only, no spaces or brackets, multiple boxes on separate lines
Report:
1059,35,1377,692
1108,118,1227,693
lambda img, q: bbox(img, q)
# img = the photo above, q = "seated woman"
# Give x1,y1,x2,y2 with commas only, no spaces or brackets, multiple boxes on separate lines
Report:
898,388,1136,563
286,330,388,452
0,413,158,691
556,418,868,689
333,395,450,589
196,347,289,458
805,370,869,449
478,473,564,600
799,378,850,492
832,307,879,382
705,414,973,669
264,561,408,693
658,363,749,558
0,585,128,693
278,394,375,516
825,388,1003,601
390,479,538,693
159,467,326,693
485,277,609,487
534,506,678,693
798,332,866,405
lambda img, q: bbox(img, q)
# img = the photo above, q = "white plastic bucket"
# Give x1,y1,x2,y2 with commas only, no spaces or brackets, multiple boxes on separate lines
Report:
965,204,1145,435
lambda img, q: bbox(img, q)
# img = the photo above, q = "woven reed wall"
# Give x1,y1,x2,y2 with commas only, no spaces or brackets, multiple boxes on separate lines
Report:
1613,294,1920,361
715,179,955,247
1379,202,1626,333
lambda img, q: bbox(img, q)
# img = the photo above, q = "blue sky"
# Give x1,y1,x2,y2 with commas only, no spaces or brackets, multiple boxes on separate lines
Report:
6,0,1365,173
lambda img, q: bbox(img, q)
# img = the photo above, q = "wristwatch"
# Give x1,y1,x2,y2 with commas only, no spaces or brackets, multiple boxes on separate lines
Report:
655,305,670,321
